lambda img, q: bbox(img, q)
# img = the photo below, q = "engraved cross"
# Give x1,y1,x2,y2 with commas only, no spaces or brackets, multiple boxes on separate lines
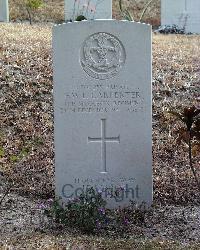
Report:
88,119,120,173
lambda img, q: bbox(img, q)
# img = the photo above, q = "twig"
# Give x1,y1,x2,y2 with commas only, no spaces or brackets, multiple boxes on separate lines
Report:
26,7,32,25
119,0,133,21
139,0,154,22
188,130,200,193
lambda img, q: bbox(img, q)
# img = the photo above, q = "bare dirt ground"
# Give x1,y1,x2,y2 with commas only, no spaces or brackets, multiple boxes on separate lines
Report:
0,22,199,249
0,189,200,249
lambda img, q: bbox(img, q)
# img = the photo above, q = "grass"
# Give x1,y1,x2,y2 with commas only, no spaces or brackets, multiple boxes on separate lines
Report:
1,231,200,249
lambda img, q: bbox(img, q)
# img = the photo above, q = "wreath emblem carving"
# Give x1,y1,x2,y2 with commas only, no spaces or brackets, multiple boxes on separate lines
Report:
80,32,126,80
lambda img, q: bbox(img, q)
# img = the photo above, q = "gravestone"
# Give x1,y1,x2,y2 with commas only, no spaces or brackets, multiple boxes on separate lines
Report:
53,20,152,208
161,0,200,33
64,0,112,21
0,0,9,22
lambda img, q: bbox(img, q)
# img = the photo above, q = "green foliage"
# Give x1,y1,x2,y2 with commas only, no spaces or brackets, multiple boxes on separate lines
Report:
33,137,44,146
24,0,43,24
9,147,29,163
19,147,30,158
45,187,107,233
118,0,155,22
75,15,87,21
25,0,43,10
44,188,148,234
0,136,44,165
10,155,19,163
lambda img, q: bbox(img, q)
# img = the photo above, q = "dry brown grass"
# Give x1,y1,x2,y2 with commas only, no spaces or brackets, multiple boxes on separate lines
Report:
2,233,199,250
9,0,65,22
9,0,160,25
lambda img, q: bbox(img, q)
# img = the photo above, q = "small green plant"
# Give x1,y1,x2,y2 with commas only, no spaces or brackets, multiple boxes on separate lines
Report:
75,15,87,21
10,155,19,163
45,187,107,233
168,105,200,192
119,0,155,22
9,146,30,163
24,0,43,25
44,187,148,234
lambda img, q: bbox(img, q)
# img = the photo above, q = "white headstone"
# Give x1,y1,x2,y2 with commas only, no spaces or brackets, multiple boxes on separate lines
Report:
0,0,9,22
64,0,112,21
53,20,152,208
161,0,200,33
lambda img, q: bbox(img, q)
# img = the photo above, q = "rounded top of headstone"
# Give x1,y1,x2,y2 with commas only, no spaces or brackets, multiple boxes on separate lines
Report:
53,19,152,29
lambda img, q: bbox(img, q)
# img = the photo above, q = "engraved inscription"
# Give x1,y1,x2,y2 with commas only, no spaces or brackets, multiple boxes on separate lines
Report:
80,32,126,80
60,83,144,114
88,119,120,173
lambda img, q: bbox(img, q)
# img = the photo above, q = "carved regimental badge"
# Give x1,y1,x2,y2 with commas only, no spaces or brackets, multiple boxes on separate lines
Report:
80,32,126,80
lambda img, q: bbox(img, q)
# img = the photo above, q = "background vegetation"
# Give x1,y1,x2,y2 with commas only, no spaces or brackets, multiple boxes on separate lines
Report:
9,0,161,26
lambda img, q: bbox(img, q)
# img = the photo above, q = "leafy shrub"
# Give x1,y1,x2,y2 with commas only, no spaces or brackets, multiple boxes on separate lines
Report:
44,187,148,234
75,15,87,21
45,187,107,233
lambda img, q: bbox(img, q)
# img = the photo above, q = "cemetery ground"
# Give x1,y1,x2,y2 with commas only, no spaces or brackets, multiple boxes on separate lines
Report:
0,23,200,249
8,0,160,27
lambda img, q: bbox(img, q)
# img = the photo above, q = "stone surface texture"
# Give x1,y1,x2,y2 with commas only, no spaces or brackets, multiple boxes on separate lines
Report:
161,0,200,33
64,0,112,21
0,0,9,22
53,20,152,208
